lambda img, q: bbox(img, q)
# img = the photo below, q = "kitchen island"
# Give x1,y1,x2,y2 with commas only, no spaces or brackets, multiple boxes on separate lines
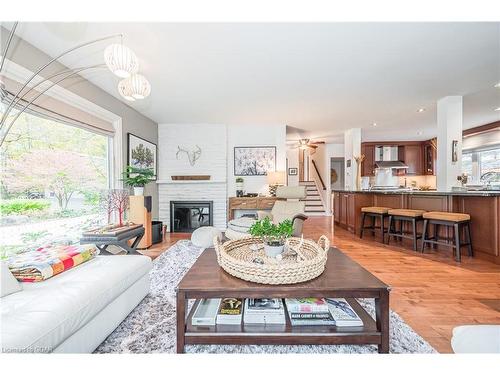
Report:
332,189,500,264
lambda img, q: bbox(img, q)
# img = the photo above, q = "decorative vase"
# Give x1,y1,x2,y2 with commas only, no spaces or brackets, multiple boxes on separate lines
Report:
133,187,144,196
263,243,285,258
236,181,244,197
354,154,365,191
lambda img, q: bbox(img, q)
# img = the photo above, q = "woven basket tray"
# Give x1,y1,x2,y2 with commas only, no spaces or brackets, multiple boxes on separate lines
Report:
213,235,330,285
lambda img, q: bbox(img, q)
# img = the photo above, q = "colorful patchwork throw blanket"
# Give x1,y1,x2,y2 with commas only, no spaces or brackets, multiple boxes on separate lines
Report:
8,244,98,282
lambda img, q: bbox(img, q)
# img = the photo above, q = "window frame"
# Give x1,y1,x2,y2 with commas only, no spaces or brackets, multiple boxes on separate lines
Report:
2,58,124,190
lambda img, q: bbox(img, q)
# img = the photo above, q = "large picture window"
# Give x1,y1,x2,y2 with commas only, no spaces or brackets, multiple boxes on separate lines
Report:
0,105,112,257
462,147,500,184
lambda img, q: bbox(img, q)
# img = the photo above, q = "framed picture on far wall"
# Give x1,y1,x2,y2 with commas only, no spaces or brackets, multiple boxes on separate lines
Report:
127,133,157,179
234,146,276,176
288,167,298,176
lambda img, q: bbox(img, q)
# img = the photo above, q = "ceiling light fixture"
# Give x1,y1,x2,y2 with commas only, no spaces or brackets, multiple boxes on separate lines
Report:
494,82,500,88
495,107,500,112
417,131,423,135
417,108,426,113
104,43,139,78
372,122,377,127
129,74,151,99
118,74,151,101
118,79,135,102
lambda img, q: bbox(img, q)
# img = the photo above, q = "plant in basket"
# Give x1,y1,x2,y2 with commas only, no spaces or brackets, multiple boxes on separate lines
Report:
249,217,293,257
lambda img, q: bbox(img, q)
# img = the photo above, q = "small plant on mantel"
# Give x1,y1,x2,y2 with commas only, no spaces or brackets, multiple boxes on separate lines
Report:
121,166,155,196
249,217,293,257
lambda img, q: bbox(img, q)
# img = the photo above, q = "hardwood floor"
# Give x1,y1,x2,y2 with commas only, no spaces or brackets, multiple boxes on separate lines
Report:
142,216,500,353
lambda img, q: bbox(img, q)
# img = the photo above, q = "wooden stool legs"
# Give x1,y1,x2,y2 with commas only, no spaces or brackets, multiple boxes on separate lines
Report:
360,212,387,243
387,216,422,251
421,219,473,262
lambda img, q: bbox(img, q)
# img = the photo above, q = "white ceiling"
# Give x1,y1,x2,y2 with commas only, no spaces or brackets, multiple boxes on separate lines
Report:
5,22,500,143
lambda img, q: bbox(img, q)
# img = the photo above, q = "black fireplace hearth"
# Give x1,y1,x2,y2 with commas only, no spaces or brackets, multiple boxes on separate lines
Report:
170,201,213,233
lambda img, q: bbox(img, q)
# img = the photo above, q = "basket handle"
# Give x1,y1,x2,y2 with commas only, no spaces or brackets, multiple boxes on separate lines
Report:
317,235,330,254
213,236,222,262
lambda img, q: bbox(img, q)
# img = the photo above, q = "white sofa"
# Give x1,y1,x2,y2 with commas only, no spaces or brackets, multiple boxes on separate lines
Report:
1,255,152,353
451,325,500,353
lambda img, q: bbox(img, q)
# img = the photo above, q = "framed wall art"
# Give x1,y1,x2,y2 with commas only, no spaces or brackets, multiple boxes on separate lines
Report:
127,133,157,179
234,146,276,176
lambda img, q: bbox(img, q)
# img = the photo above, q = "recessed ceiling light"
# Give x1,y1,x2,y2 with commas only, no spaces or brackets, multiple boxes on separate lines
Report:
417,131,423,135
417,108,426,113
495,107,500,111
372,122,377,127
494,82,500,88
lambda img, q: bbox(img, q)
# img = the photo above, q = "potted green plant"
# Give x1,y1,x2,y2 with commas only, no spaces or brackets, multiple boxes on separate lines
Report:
249,217,293,257
122,166,155,195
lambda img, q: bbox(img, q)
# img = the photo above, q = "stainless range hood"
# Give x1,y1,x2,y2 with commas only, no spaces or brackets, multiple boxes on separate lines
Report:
374,160,408,169
374,146,408,169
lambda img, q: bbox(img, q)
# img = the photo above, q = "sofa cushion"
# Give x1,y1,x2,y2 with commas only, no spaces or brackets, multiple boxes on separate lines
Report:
1,255,152,353
1,262,22,298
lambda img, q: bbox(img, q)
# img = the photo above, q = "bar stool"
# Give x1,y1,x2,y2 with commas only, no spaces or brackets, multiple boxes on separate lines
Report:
359,207,391,243
421,211,473,262
387,209,426,251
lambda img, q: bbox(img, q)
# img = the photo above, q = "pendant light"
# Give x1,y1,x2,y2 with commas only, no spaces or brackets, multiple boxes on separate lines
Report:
118,78,135,101
118,74,151,101
128,74,151,99
104,42,139,78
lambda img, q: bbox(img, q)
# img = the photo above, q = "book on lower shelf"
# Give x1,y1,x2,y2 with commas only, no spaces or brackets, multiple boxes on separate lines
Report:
287,310,336,326
191,298,221,326
216,298,244,325
243,298,286,325
284,298,330,313
326,298,364,327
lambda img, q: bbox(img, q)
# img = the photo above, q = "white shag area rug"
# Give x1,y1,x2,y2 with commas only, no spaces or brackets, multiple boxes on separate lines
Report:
95,240,436,354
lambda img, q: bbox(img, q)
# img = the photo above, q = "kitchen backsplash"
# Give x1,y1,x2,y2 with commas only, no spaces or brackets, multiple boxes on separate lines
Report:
397,175,437,189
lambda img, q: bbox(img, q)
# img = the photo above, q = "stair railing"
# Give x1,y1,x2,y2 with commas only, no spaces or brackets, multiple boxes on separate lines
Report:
311,159,326,190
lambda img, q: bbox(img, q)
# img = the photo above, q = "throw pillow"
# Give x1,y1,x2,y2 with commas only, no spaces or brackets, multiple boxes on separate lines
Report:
7,244,98,282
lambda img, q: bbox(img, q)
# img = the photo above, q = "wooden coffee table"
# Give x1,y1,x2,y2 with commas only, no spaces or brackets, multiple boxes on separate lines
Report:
176,247,390,353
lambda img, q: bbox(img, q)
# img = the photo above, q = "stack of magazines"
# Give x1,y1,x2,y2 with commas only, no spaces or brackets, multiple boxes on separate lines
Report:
285,298,364,327
285,298,335,326
243,298,286,324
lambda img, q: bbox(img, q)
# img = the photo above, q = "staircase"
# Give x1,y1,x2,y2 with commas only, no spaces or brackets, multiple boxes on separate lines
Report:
300,181,326,215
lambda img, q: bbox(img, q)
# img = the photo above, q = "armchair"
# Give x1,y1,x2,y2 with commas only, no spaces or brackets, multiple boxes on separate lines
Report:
257,186,308,236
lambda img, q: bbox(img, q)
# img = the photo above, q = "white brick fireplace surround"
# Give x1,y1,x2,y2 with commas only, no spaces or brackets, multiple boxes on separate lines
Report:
157,123,286,231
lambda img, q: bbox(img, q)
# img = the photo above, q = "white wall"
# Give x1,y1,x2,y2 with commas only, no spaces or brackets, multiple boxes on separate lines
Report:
227,125,287,197
437,96,463,191
158,124,227,182
326,143,345,158
157,124,228,229
344,128,362,190
286,147,300,186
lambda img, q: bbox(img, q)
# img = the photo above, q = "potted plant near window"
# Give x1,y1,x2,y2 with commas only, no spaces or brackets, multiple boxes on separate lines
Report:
249,217,293,257
122,166,155,196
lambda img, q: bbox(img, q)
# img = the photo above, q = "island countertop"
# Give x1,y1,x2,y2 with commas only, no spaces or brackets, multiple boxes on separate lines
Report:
331,189,500,197
331,189,500,264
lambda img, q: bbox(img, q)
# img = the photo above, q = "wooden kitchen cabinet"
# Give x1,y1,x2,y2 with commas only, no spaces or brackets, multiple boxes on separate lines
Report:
423,141,436,175
333,192,341,223
403,144,423,175
361,144,375,176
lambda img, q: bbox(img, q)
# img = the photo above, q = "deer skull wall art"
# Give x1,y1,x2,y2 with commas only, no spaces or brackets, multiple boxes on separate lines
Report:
176,145,202,166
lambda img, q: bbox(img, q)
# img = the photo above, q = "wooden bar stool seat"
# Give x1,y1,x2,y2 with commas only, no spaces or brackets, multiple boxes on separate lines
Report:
421,211,473,262
387,209,426,251
359,207,391,243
